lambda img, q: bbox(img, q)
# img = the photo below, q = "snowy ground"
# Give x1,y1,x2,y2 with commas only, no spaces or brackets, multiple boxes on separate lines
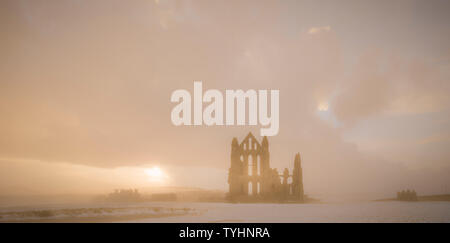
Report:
1,201,450,222
125,201,450,223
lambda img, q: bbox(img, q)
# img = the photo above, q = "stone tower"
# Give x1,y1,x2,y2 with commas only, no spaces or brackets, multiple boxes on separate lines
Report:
292,153,304,202
228,137,242,196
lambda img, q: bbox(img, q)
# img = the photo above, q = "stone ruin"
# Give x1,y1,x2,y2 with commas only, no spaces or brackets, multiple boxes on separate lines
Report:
228,132,304,202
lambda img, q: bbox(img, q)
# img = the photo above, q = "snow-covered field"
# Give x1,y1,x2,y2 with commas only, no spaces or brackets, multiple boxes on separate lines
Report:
0,202,195,222
125,201,450,223
1,201,450,222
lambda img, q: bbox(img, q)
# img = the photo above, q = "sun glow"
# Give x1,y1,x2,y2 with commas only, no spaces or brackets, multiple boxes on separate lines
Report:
318,102,329,111
144,167,168,183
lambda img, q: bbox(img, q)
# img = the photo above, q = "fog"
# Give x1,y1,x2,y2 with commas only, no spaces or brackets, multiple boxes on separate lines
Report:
1,0,450,202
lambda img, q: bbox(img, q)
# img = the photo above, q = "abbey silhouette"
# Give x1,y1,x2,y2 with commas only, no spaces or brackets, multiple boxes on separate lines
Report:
228,132,304,202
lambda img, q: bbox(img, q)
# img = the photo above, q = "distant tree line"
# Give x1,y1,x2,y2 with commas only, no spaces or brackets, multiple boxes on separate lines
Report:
397,190,418,201
107,189,141,202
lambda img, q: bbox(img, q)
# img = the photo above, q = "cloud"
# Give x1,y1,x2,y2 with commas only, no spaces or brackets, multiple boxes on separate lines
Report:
330,48,450,126
1,0,450,198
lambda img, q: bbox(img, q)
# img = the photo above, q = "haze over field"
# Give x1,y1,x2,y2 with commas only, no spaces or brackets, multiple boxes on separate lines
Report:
1,0,450,201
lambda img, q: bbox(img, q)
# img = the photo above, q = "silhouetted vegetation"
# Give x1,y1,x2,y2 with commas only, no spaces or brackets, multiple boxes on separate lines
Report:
106,189,141,202
397,190,418,201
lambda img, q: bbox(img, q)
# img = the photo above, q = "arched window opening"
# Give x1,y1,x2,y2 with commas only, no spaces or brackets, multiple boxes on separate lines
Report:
248,156,253,176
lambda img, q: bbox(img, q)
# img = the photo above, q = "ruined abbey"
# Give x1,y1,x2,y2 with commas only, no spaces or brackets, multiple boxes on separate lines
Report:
228,132,304,202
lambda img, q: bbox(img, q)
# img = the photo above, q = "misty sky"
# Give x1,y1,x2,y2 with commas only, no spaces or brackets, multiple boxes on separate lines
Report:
1,0,450,199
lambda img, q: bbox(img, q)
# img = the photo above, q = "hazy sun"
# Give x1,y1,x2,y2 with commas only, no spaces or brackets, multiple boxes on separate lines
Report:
144,167,168,183
318,102,329,111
